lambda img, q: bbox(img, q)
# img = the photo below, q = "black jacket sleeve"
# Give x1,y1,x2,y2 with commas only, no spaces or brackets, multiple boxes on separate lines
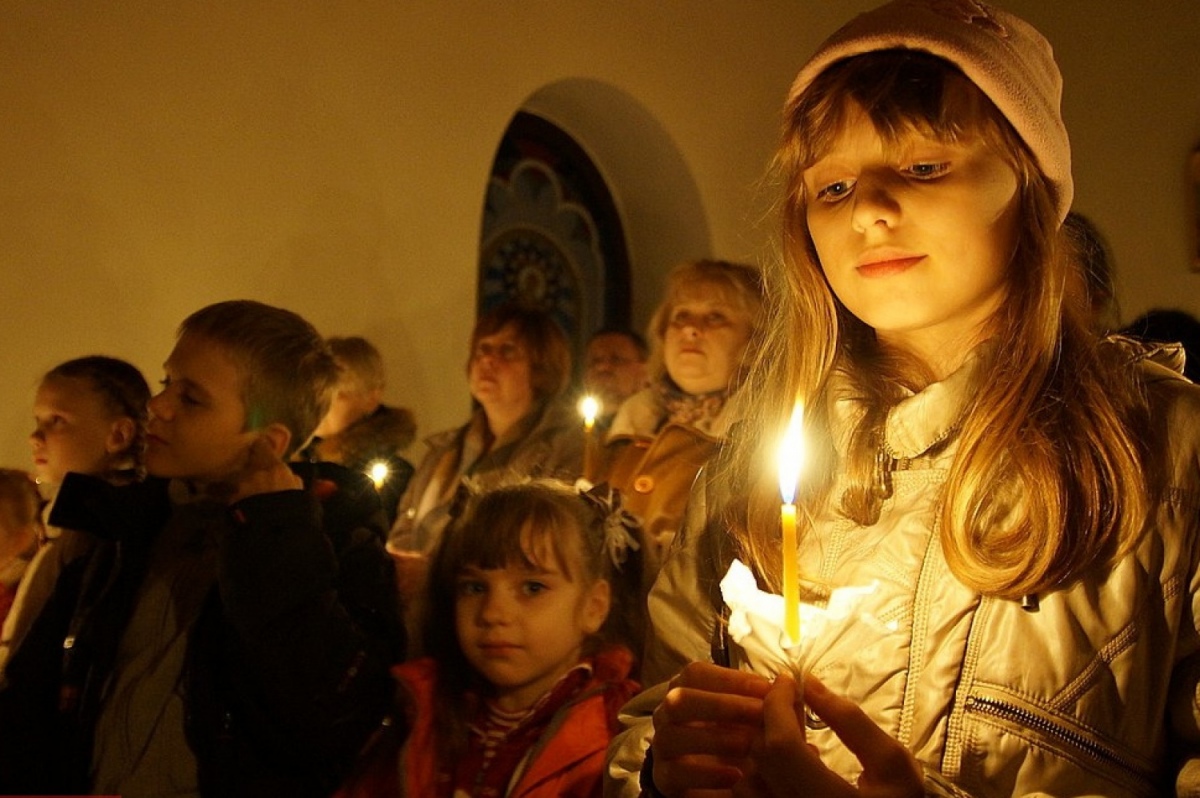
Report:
190,472,402,796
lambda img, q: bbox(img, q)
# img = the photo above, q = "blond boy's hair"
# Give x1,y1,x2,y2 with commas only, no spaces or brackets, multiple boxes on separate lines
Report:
178,300,338,457
328,336,386,396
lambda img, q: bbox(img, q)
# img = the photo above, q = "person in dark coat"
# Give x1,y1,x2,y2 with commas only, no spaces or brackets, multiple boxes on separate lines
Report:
0,300,403,797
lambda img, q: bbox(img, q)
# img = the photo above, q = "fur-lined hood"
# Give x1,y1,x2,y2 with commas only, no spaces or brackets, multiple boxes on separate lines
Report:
313,404,417,468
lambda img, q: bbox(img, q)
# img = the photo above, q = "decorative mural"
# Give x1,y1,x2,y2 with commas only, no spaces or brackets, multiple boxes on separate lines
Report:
478,112,632,364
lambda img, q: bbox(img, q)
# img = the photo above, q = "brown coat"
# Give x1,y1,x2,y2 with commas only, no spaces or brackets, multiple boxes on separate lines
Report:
599,388,734,596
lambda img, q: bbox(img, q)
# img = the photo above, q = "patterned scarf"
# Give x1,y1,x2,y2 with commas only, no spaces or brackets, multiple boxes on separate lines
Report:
655,376,729,429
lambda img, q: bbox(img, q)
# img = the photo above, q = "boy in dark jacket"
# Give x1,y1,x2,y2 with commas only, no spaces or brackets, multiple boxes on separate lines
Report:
0,300,403,797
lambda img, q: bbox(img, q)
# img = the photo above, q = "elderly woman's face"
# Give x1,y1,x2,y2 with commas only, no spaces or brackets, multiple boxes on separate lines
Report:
662,286,754,395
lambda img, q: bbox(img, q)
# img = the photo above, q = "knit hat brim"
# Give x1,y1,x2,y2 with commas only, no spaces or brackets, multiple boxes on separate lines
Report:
788,0,1072,221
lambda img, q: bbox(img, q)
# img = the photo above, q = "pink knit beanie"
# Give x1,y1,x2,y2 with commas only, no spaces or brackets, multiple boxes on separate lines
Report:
789,0,1073,221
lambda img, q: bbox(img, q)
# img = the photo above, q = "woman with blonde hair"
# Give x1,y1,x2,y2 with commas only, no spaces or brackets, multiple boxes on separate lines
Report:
597,260,763,635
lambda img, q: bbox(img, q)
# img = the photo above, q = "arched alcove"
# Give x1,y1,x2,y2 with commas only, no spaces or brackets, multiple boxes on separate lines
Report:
479,112,629,366
478,78,711,353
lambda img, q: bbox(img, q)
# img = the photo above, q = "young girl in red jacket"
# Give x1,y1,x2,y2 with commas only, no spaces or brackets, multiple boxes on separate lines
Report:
342,478,642,797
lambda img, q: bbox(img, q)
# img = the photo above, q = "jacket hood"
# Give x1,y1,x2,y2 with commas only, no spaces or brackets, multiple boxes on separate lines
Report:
320,404,416,466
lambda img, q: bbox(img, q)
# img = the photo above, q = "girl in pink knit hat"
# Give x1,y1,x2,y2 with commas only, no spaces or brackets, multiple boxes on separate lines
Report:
605,1,1200,796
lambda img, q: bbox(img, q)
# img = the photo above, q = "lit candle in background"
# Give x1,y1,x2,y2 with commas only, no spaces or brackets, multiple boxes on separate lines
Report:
367,459,390,491
778,400,805,646
580,395,600,482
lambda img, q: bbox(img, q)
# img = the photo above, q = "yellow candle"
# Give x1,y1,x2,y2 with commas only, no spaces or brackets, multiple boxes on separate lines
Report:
580,395,600,482
781,502,799,644
777,400,805,646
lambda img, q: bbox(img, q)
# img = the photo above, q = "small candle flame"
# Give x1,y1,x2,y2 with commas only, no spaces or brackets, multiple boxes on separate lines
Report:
777,401,805,504
579,395,600,430
367,460,390,490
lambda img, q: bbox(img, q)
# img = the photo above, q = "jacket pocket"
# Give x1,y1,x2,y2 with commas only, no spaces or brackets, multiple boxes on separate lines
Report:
963,686,1158,794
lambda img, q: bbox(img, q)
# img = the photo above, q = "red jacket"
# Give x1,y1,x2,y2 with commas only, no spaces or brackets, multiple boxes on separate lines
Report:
338,646,638,797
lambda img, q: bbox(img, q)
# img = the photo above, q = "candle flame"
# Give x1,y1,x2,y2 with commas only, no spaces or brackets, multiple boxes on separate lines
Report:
367,460,390,490
579,395,600,427
777,400,805,504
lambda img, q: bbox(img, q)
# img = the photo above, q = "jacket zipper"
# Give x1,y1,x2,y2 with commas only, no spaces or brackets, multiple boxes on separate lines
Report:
964,694,1152,781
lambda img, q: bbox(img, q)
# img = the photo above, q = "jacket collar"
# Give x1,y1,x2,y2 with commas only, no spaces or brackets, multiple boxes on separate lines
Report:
1108,334,1189,381
47,472,173,541
830,342,994,460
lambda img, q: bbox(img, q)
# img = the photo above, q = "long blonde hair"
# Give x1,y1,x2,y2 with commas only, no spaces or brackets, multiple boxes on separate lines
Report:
718,50,1149,601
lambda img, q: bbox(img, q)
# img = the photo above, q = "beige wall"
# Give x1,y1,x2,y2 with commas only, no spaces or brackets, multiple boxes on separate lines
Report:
1,1,1197,469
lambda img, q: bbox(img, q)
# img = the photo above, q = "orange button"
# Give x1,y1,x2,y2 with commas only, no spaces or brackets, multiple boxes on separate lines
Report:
633,475,655,493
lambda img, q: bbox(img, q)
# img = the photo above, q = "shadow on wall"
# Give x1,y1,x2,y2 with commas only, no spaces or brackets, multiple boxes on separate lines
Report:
518,78,712,331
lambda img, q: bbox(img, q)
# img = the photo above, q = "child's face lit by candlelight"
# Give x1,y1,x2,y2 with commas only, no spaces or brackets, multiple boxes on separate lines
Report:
803,102,1020,376
145,334,259,485
454,534,610,713
30,376,134,486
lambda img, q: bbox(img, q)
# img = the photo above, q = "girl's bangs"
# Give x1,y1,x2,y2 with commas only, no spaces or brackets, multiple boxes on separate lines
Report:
449,491,579,580
793,50,1007,169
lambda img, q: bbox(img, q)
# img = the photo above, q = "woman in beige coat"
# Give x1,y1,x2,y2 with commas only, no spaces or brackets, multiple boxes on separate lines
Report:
599,259,764,600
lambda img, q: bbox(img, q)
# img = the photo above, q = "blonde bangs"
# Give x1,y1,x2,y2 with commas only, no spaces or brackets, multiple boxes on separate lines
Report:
785,49,1025,186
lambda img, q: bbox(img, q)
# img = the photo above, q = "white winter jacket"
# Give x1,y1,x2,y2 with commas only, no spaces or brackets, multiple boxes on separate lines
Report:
606,342,1200,797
